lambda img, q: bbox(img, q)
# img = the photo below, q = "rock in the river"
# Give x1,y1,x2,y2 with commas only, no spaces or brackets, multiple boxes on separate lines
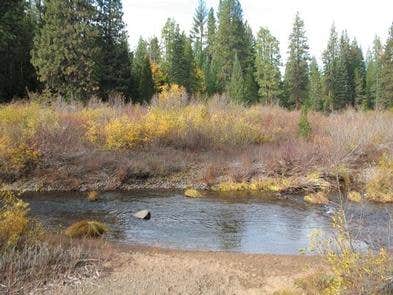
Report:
184,189,203,198
304,192,329,205
133,210,151,220
347,191,362,203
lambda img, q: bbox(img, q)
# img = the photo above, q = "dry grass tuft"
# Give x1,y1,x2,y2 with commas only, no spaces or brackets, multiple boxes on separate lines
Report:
64,220,109,239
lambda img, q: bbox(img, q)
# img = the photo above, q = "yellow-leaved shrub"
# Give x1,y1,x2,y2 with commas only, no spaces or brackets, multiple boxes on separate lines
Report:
105,116,145,149
303,210,392,294
0,191,43,252
366,154,393,203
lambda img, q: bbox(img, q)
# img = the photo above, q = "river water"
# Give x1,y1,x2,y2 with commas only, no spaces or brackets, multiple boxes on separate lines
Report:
23,191,393,254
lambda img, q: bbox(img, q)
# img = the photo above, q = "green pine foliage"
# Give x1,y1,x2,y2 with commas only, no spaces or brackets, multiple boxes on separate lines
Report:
0,0,38,102
191,0,208,68
227,53,245,103
350,40,367,107
162,19,196,93
284,13,310,109
255,27,281,104
308,58,325,111
148,37,162,64
298,107,312,139
299,105,312,139
206,8,216,59
96,0,132,99
366,37,383,109
32,0,100,101
1,0,393,112
212,0,254,92
381,24,393,109
132,38,155,103
322,25,351,110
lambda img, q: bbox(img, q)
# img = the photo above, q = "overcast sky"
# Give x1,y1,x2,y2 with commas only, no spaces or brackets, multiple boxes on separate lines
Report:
123,0,393,62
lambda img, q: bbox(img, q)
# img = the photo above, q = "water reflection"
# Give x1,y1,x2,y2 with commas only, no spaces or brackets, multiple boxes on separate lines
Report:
22,191,393,254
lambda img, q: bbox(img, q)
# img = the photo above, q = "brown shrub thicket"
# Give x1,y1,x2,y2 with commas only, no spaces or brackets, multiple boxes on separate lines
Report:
1,95,393,195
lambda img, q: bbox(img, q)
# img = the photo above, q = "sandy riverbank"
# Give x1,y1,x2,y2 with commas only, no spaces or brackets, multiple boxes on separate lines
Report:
50,246,322,295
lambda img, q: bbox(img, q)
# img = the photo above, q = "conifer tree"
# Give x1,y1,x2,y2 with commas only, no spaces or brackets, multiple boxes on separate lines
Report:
323,24,342,110
206,8,216,59
254,27,281,104
161,19,196,93
0,0,38,101
32,0,100,100
227,53,245,103
96,0,132,98
308,58,325,111
132,38,155,103
212,0,254,92
191,0,208,68
205,56,219,96
350,40,366,107
148,37,162,64
284,13,310,109
202,8,217,96
366,36,383,109
338,31,354,106
381,24,393,109
242,23,258,103
137,56,155,103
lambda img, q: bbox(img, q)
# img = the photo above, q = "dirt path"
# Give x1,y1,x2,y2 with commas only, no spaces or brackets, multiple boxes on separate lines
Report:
52,246,322,295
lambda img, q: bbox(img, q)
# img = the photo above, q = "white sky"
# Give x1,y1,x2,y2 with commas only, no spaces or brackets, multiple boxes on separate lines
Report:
123,0,393,63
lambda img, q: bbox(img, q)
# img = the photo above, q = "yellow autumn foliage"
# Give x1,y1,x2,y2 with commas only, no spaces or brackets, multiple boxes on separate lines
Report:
0,191,43,252
0,102,57,140
305,210,392,294
366,154,393,203
212,178,294,193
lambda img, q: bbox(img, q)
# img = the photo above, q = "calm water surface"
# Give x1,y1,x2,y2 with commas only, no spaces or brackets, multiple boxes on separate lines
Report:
23,191,393,254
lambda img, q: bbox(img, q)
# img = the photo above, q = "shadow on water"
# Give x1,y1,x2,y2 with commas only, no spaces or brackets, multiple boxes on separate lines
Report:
21,191,393,254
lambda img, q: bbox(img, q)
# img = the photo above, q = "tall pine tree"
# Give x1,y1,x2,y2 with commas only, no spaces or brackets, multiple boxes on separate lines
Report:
0,0,38,101
308,57,325,111
161,19,196,93
227,53,245,103
212,0,254,93
132,38,155,103
381,24,393,109
254,27,281,104
366,36,383,109
350,39,366,108
284,13,310,109
32,0,100,100
206,8,216,59
96,0,132,99
322,24,345,110
191,0,208,68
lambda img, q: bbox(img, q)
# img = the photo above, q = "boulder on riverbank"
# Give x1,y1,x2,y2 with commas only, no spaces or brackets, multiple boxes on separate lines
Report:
87,191,98,202
347,191,362,203
184,189,203,198
304,192,329,205
133,210,151,220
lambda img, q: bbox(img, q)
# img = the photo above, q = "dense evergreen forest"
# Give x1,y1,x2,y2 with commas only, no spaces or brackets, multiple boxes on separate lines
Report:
1,0,393,111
